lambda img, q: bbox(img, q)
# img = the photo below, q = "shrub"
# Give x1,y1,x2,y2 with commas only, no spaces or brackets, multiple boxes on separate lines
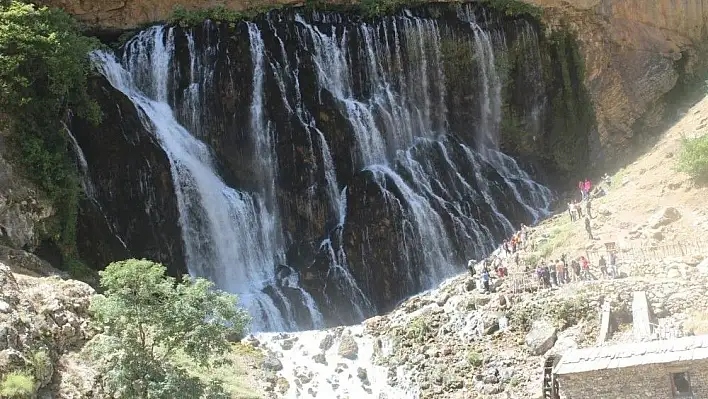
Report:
29,350,52,382
168,4,281,27
552,296,592,328
479,0,543,20
508,304,539,332
523,253,540,268
677,134,708,182
88,259,251,399
467,350,484,367
406,317,430,343
359,0,423,18
0,372,35,398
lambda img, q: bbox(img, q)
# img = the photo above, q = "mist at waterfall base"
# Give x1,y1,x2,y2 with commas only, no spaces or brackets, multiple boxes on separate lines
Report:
84,5,552,332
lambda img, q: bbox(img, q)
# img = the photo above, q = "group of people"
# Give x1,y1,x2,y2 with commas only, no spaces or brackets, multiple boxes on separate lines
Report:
465,173,623,294
534,255,588,288
534,251,619,289
501,225,528,255
474,256,510,293
567,198,592,221
568,178,596,240
468,224,530,293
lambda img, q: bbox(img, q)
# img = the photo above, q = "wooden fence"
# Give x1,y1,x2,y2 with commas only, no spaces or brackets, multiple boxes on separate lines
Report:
492,239,706,294
585,239,708,264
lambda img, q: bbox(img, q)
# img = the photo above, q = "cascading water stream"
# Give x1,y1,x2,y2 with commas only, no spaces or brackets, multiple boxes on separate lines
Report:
456,5,552,222
64,122,130,251
77,5,557,333
91,30,325,332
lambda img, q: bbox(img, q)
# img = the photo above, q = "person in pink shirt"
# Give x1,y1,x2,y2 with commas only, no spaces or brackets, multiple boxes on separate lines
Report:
584,179,592,197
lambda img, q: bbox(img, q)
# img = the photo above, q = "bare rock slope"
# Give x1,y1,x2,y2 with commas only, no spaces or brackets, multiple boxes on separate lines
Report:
0,262,99,398
528,0,708,166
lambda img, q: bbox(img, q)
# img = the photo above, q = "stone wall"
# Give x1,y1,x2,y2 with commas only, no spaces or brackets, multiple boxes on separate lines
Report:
557,359,708,399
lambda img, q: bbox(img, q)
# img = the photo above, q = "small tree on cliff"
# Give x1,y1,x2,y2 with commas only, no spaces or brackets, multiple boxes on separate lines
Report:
88,259,251,399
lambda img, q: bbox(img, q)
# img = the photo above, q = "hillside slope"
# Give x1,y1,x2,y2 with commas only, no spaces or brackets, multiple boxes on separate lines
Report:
254,94,708,399
539,93,708,263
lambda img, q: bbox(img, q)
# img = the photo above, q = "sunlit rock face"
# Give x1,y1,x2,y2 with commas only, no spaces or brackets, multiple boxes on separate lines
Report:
527,0,708,166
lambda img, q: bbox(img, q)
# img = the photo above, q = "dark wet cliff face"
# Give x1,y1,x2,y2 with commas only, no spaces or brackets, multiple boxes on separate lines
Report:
71,3,592,330
72,78,186,277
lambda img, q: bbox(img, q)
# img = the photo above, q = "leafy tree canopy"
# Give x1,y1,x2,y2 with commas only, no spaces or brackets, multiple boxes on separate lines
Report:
89,259,252,399
0,0,99,121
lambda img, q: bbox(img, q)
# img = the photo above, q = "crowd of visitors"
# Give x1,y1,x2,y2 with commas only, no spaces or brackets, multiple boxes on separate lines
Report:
531,251,617,289
467,174,620,294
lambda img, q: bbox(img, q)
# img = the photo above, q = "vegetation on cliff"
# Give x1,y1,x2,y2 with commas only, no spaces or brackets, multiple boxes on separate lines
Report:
545,29,593,175
496,22,594,178
88,259,252,398
169,4,276,27
677,134,708,182
167,0,540,25
479,0,542,20
0,1,100,276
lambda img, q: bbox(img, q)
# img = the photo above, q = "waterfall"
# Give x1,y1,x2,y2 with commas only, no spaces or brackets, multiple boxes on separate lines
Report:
247,23,279,205
91,33,325,332
82,5,557,331
64,122,130,251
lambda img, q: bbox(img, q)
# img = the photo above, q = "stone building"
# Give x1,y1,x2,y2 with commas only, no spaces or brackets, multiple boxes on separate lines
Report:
553,335,708,399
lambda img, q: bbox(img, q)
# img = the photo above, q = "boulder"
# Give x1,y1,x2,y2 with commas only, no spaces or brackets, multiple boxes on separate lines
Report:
648,207,681,229
0,148,54,251
357,367,370,385
319,334,334,351
667,268,682,279
525,320,558,356
0,261,98,397
650,229,664,241
337,333,359,360
262,354,283,372
281,338,295,350
312,353,327,365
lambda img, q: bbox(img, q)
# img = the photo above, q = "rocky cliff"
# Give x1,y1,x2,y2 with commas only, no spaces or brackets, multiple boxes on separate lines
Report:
0,120,54,252
69,4,578,330
11,0,707,331
0,261,99,398
526,0,708,167
33,0,304,31
34,0,708,170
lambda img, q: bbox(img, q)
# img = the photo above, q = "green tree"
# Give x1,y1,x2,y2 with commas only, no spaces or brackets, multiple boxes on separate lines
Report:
89,259,251,399
0,1,100,269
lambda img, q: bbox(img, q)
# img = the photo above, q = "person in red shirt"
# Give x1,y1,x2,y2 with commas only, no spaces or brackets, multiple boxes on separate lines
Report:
580,256,591,280
584,179,592,197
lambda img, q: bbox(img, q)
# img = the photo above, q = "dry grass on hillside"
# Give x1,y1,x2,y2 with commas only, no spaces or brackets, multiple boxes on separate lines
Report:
532,96,708,262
